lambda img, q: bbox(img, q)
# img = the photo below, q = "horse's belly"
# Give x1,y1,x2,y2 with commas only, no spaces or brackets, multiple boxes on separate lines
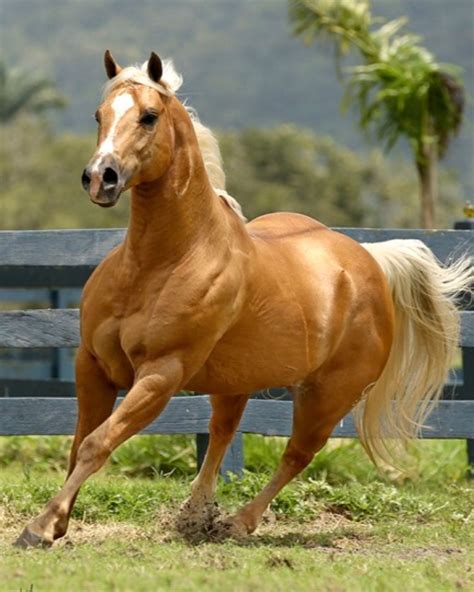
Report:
186,318,317,395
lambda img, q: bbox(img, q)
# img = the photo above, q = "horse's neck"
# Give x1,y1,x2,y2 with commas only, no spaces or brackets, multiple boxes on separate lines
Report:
125,114,224,265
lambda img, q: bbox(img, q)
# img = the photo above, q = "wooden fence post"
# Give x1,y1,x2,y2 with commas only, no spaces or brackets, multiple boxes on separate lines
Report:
464,348,474,476
454,218,474,475
196,432,244,479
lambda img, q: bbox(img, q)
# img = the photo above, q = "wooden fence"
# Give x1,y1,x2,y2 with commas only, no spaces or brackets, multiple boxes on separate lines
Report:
0,227,473,474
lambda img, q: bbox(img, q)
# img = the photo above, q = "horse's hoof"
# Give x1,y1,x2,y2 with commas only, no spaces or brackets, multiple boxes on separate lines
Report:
211,516,250,541
13,527,53,549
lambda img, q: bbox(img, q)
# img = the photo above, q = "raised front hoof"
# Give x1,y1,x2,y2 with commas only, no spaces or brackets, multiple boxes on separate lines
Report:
14,527,53,549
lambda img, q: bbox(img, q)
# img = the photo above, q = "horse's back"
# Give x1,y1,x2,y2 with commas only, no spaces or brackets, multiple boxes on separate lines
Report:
247,211,377,280
247,211,328,240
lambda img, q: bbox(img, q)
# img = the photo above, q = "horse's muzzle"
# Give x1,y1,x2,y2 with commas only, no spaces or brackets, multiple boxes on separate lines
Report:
81,160,123,207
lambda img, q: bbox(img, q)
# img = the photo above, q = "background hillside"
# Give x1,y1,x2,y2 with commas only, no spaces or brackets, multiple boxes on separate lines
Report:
1,0,473,225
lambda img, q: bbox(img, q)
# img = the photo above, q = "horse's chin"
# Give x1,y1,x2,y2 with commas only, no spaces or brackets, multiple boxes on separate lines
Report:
93,197,120,208
90,191,122,208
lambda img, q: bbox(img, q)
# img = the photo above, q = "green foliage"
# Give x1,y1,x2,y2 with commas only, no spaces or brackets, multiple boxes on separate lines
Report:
0,118,461,230
2,0,472,199
0,117,129,229
289,0,467,226
289,0,465,159
0,61,66,122
0,434,197,478
0,435,469,488
220,124,459,227
109,435,197,478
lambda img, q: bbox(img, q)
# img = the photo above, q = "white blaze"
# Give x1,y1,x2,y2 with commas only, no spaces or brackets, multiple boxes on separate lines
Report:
93,92,134,170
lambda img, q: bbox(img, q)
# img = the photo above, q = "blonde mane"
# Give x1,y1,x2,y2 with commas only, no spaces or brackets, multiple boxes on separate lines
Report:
103,59,246,222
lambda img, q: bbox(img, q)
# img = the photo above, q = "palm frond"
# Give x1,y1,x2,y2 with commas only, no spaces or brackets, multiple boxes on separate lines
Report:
0,61,66,122
290,0,465,159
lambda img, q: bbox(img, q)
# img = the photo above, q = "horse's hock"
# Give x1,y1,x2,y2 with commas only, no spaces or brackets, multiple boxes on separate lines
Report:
0,227,473,474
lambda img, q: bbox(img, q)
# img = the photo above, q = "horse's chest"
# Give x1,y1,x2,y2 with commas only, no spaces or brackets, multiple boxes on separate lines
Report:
91,307,153,380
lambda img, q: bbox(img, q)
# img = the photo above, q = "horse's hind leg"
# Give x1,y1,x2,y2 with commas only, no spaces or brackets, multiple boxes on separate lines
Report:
177,393,249,536
226,370,371,536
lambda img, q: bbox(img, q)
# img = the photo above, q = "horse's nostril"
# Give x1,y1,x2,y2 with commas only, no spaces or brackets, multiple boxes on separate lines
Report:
103,167,119,187
81,169,91,190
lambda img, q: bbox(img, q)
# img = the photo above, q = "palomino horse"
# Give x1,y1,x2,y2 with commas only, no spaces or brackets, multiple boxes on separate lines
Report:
16,52,472,547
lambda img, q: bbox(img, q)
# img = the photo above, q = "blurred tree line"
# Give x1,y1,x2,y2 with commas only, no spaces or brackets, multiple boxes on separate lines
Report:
2,0,472,198
0,115,461,230
290,0,466,228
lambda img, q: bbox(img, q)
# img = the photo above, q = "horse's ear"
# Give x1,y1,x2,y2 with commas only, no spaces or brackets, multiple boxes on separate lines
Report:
104,50,122,79
147,52,163,83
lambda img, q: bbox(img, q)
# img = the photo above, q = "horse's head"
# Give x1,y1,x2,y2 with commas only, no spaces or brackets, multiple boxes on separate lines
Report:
82,51,180,207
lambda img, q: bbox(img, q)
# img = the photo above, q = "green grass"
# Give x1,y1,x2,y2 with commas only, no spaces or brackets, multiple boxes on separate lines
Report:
1,437,473,591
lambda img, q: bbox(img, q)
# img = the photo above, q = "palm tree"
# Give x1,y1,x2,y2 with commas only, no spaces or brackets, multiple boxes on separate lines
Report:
0,61,66,123
289,0,465,228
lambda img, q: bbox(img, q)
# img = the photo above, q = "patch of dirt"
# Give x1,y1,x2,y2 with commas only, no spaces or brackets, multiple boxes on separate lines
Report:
0,506,21,543
0,506,469,565
173,499,228,543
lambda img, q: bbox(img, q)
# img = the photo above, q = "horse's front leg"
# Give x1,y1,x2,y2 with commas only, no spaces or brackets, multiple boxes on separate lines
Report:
68,347,118,477
15,357,184,548
14,347,118,548
177,393,249,538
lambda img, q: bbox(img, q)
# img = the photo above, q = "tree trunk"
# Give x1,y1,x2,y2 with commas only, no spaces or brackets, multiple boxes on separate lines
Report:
415,139,438,229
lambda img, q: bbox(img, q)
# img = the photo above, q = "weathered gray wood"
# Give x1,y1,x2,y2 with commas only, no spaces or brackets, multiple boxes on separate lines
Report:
0,228,471,287
0,379,76,398
240,399,474,439
196,433,210,469
0,379,465,401
1,396,473,439
0,229,125,267
462,348,474,466
221,432,244,477
0,395,211,436
196,432,244,478
0,229,125,287
461,313,474,348
0,309,80,347
0,288,51,302
1,308,471,348
336,228,473,263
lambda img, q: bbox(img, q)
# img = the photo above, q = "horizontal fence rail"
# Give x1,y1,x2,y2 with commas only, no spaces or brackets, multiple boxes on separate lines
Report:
0,309,80,348
0,228,471,287
1,396,473,439
1,308,472,349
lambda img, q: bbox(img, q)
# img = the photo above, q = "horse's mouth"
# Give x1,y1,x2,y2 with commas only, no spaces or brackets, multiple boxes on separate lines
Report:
89,183,123,208
93,197,120,208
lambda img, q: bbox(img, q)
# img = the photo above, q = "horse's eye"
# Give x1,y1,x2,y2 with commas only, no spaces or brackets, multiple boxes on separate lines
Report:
139,112,158,126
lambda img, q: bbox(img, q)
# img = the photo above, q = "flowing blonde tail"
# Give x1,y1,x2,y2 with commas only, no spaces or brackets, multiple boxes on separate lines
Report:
356,239,473,469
